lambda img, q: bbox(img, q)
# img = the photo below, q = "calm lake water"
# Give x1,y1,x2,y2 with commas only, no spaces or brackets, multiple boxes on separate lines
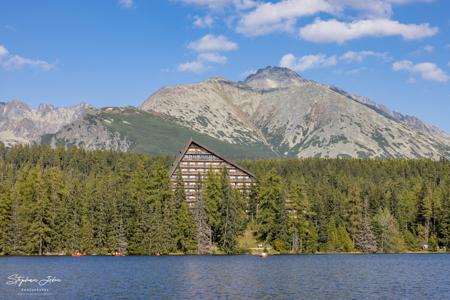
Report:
1,254,449,299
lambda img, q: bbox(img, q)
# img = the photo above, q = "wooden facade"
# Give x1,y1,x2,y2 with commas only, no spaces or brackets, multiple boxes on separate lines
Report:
169,139,255,207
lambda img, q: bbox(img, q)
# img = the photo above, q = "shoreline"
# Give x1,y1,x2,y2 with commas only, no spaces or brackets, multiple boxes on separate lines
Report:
1,252,449,257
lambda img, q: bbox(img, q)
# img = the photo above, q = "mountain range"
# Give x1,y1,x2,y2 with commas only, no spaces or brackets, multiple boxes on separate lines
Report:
1,67,449,159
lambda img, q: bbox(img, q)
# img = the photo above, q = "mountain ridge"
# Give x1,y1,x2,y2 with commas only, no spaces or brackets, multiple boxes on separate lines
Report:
1,66,449,159
141,66,449,159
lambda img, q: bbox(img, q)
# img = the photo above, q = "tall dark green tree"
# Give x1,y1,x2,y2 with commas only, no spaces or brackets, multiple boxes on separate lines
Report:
287,177,318,253
174,171,197,253
203,170,222,242
255,170,289,250
218,168,245,254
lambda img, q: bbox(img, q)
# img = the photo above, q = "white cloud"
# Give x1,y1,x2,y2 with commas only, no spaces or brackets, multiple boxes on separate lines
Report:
180,0,257,10
236,0,334,36
279,53,337,71
410,44,434,56
188,34,238,52
193,15,214,28
2,55,54,71
178,52,227,73
178,60,208,72
328,0,392,18
393,60,448,82
178,0,436,41
118,0,134,8
179,35,237,72
234,0,435,36
388,0,433,4
340,50,390,62
299,18,438,43
0,44,54,71
0,45,8,56
328,0,431,18
197,52,227,64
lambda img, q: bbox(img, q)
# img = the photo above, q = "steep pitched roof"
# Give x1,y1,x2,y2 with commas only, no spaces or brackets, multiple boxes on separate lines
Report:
168,138,255,178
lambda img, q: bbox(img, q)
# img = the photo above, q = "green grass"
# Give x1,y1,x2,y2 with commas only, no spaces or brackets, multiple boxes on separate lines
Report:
99,110,278,160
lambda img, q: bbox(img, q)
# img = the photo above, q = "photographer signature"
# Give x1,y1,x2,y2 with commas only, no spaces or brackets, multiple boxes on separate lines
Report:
6,274,62,287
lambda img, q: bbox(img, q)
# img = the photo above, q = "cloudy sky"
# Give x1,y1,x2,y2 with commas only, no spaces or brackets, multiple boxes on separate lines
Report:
1,0,449,131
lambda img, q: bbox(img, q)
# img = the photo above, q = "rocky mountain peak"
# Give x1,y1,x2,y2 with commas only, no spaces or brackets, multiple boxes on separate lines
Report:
0,99,88,147
4,99,31,111
243,66,307,90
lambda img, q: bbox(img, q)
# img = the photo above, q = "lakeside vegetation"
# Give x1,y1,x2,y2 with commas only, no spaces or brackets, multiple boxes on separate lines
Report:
0,144,448,255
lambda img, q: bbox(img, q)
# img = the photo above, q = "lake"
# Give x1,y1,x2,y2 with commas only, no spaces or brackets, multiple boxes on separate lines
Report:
1,254,449,299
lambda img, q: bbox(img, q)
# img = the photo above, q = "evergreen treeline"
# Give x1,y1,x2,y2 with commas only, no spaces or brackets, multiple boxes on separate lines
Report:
242,158,449,253
0,144,448,255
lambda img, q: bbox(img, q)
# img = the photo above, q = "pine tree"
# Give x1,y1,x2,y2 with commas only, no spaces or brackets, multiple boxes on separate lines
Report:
417,183,433,247
255,170,282,245
287,178,318,253
193,178,212,254
128,160,150,254
27,166,53,255
218,168,244,254
147,160,175,254
337,225,354,252
343,182,363,244
437,185,450,248
324,217,339,252
203,170,222,242
174,171,197,253
10,164,34,254
0,175,12,254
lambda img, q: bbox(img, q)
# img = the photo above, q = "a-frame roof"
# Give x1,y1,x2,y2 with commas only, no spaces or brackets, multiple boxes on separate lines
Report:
168,138,255,178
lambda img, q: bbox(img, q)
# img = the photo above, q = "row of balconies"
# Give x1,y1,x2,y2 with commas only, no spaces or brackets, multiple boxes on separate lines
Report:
172,176,254,183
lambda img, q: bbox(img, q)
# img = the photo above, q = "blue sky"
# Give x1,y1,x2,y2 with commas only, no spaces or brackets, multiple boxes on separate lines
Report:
1,0,449,132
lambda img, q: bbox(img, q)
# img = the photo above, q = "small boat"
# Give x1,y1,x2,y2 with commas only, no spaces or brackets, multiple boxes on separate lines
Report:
112,251,124,256
71,252,86,257
259,252,269,259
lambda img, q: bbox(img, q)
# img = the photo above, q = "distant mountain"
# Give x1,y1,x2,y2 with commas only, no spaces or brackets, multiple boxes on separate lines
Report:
2,66,449,159
0,100,89,147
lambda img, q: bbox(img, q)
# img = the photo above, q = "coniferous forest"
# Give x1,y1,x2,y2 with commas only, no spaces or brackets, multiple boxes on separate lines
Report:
0,144,448,255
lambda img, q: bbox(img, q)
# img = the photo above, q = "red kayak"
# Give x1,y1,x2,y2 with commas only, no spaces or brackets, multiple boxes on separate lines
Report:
112,251,124,256
71,252,87,257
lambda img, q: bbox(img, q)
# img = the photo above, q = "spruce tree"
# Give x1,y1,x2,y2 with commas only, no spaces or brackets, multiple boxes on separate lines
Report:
255,170,289,249
27,166,53,255
417,183,433,247
218,168,244,254
203,170,222,242
193,178,212,254
174,171,197,253
287,177,318,253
